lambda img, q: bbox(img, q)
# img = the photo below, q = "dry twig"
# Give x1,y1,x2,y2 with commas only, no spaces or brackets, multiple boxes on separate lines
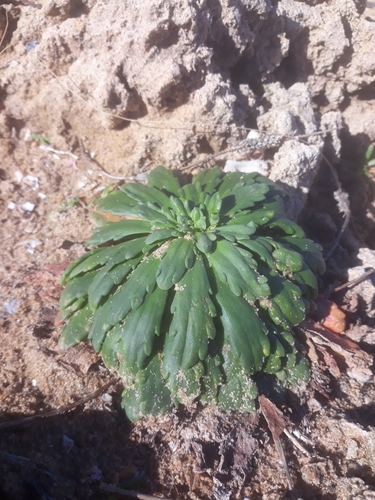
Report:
333,268,375,293
0,378,119,430
320,153,351,259
258,395,293,490
100,483,171,500
78,138,145,181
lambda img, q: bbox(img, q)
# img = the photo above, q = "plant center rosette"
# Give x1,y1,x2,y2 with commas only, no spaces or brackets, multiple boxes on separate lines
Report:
59,166,325,421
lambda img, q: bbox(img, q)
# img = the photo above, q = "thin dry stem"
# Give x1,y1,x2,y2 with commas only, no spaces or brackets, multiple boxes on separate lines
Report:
0,378,119,430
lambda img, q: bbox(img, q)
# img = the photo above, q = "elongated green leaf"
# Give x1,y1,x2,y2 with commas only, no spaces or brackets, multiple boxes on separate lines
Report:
169,196,188,217
272,247,304,272
163,258,216,377
118,286,168,373
195,232,213,253
60,270,98,310
275,236,326,275
121,355,172,421
87,254,143,310
58,303,93,349
147,165,181,196
156,238,195,290
266,218,305,238
205,191,222,216
178,183,200,205
213,274,270,373
207,240,270,301
69,237,148,280
122,182,172,209
145,228,176,245
60,248,102,285
200,354,223,402
166,363,203,404
192,165,222,194
260,269,306,328
262,330,286,374
216,223,257,241
101,321,123,369
95,190,138,216
135,204,173,225
87,220,152,246
227,209,274,227
221,183,269,215
217,349,258,412
292,263,318,299
89,256,160,351
218,172,247,197
60,296,87,320
237,238,275,268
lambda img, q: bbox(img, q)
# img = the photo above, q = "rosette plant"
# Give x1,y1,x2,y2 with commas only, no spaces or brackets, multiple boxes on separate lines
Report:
59,166,325,421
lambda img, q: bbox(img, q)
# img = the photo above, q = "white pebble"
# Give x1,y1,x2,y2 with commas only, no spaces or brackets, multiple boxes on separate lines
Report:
19,202,35,212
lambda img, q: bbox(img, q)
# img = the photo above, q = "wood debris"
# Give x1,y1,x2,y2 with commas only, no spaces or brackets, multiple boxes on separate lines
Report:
299,320,372,382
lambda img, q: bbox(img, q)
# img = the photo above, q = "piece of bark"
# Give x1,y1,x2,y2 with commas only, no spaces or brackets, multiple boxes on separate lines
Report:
299,320,372,382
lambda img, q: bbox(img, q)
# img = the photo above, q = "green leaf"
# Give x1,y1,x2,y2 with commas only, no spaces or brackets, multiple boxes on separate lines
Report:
262,329,286,374
272,247,304,272
267,218,305,238
156,238,195,290
147,165,181,196
69,237,148,280
101,322,123,369
58,166,326,420
216,223,257,241
275,236,326,275
145,228,176,244
292,263,319,299
200,354,223,402
221,183,269,215
118,286,168,373
205,191,222,216
218,172,247,197
178,183,200,205
207,239,270,302
89,256,160,351
169,196,189,217
122,182,172,210
213,273,270,374
195,232,213,253
87,254,144,310
60,270,98,311
163,258,216,378
58,303,94,349
86,220,152,246
365,144,374,161
121,355,172,421
95,190,138,216
217,349,258,412
227,209,274,227
260,270,306,328
60,248,102,285
192,165,222,194
134,203,173,226
237,238,275,268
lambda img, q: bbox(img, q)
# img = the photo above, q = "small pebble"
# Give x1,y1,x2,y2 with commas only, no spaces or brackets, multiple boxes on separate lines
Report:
20,202,35,212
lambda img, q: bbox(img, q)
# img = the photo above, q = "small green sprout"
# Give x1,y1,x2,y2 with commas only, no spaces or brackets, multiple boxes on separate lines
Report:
363,144,375,178
31,133,51,145
58,166,325,421
58,197,80,212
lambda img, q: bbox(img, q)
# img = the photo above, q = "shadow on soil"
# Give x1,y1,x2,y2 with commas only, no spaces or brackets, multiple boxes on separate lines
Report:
0,408,157,500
